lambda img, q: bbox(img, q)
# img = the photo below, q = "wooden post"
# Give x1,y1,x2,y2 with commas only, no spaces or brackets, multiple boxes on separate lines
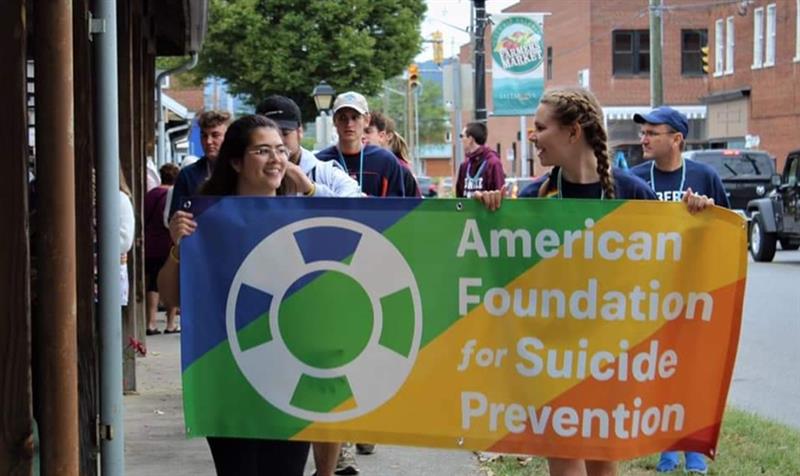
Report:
73,0,100,472
0,0,34,472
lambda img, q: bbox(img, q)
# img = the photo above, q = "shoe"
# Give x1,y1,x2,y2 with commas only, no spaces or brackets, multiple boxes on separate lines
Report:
656,451,680,472
164,327,181,334
355,443,375,455
684,452,708,474
146,328,161,336
335,442,359,475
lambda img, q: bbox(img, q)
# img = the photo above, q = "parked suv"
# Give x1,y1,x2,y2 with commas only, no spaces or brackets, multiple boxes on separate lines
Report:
682,149,779,215
746,150,800,262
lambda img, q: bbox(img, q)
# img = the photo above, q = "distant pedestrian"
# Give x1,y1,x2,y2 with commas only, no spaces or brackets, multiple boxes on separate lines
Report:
456,122,505,198
168,110,231,218
145,163,180,335
365,111,420,197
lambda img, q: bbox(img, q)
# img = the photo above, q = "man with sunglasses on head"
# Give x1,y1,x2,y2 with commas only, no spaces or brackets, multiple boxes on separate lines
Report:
630,106,728,207
256,95,361,198
630,106,727,475
456,122,505,198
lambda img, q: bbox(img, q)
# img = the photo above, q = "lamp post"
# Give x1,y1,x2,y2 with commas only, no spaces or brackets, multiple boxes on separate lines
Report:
312,80,336,150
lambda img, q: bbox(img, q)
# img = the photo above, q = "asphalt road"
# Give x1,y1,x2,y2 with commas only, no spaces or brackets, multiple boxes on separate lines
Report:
728,249,800,429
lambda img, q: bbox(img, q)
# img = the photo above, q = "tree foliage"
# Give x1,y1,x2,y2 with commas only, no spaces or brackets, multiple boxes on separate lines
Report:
198,0,427,121
370,76,448,145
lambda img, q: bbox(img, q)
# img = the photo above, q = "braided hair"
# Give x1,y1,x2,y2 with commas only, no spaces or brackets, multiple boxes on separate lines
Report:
536,87,615,199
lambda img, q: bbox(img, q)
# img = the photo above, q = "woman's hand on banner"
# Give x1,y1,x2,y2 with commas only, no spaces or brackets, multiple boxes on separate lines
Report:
169,210,197,246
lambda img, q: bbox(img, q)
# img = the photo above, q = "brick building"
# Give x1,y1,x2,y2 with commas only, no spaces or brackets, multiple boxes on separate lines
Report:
704,0,800,170
452,0,714,178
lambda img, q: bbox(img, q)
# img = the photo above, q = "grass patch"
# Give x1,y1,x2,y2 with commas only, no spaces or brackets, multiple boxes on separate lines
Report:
482,408,800,475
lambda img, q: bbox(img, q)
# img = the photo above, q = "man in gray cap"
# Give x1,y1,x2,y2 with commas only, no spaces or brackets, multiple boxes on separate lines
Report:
256,95,361,198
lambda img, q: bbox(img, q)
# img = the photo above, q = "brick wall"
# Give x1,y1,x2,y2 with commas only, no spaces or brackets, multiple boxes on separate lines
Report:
707,0,800,170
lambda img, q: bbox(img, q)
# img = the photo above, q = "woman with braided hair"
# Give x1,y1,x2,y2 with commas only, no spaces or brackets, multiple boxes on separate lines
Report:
475,87,714,476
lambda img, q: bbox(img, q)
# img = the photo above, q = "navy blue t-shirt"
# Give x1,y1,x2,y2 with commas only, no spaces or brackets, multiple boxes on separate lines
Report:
519,168,656,200
169,156,212,218
316,144,406,197
630,159,730,208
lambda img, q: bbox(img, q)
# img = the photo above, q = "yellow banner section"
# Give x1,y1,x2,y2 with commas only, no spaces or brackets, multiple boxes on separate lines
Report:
295,203,747,461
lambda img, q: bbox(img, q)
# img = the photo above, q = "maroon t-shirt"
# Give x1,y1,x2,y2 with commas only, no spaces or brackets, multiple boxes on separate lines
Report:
144,186,172,261
455,145,505,197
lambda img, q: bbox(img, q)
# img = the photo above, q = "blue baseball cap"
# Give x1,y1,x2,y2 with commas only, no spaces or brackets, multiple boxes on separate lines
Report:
633,106,688,137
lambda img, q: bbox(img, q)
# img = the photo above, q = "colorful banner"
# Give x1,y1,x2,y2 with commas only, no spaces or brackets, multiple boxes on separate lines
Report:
180,197,746,461
491,13,546,116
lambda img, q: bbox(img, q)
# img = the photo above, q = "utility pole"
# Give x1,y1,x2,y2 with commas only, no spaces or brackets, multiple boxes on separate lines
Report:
649,0,664,107
473,0,487,122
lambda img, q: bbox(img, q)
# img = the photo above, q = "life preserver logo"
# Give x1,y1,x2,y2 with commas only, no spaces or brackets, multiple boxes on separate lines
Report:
491,16,544,74
225,217,423,422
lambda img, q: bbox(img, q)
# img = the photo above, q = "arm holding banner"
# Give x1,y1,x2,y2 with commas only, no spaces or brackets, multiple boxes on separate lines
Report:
157,210,196,308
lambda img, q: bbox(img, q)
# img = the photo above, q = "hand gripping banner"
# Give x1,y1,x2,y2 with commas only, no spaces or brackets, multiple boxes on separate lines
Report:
179,196,747,461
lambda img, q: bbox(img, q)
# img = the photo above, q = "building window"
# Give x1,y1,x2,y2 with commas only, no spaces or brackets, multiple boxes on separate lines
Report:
753,7,764,68
547,46,553,80
765,3,776,66
682,29,708,75
714,19,724,75
612,30,649,75
725,16,735,74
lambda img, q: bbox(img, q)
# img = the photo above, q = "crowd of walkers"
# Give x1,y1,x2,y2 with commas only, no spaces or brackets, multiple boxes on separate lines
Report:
142,86,724,476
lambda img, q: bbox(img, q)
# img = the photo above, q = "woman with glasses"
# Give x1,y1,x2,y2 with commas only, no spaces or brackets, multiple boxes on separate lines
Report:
474,88,714,476
158,115,314,476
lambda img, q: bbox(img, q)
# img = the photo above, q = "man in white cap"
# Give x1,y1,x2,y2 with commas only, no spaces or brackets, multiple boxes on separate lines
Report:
316,91,407,197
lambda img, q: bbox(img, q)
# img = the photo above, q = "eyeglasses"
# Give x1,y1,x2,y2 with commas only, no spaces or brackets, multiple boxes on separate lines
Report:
247,146,289,158
638,130,676,139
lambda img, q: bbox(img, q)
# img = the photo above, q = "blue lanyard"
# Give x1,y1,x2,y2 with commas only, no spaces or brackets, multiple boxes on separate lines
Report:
650,160,686,194
338,147,365,192
556,168,605,200
467,160,488,181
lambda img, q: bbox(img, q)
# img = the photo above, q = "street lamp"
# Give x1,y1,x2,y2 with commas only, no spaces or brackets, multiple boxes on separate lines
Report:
312,81,336,150
312,80,336,112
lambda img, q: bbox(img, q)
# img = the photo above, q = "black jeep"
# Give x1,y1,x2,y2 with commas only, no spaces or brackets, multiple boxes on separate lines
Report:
746,150,800,262
682,149,779,215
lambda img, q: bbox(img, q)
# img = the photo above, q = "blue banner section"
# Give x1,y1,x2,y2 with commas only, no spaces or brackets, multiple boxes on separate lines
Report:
179,197,423,371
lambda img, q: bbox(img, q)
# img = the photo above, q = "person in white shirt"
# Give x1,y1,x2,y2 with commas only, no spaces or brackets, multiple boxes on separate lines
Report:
257,95,361,199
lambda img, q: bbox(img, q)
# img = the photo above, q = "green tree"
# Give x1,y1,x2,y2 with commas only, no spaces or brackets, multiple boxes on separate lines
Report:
371,76,448,145
197,0,426,121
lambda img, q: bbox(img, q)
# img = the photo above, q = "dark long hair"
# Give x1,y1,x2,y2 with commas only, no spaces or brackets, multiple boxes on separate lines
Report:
200,115,285,196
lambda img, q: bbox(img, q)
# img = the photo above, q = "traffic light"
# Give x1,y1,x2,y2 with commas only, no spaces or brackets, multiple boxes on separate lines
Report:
701,46,710,74
432,31,444,65
408,64,420,89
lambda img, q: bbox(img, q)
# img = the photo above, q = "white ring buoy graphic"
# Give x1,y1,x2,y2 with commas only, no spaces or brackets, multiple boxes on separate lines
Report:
225,217,422,422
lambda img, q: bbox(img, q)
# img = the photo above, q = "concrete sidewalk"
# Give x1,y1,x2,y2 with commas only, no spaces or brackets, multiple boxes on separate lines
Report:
123,318,484,476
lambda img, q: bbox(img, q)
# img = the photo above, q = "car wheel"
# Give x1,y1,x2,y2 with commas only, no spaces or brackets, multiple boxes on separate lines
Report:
750,212,777,262
779,239,800,251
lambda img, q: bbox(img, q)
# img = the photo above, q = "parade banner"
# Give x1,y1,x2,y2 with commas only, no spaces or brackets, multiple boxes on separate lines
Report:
491,13,546,116
180,197,746,461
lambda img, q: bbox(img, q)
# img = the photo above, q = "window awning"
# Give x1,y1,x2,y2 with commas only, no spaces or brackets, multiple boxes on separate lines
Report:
603,105,707,121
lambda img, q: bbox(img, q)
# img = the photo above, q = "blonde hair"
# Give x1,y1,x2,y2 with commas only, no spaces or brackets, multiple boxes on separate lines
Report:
385,120,411,165
537,87,615,199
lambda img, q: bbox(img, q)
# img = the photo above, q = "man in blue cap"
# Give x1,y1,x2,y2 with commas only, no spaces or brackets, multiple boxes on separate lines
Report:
630,106,729,209
630,106,727,475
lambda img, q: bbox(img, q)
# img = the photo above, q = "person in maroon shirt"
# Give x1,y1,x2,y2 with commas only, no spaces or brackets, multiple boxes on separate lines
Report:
145,163,180,335
455,122,505,198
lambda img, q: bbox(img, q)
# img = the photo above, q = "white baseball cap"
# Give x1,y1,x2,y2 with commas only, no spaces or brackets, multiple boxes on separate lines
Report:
332,91,369,115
